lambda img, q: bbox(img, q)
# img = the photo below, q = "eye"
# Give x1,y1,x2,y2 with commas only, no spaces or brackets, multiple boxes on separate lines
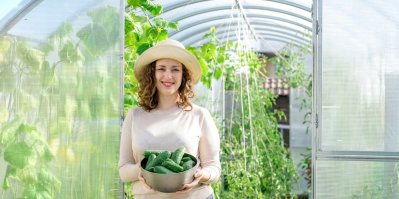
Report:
156,68,165,71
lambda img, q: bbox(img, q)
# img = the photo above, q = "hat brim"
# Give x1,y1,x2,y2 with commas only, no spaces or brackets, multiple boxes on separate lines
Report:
134,45,201,85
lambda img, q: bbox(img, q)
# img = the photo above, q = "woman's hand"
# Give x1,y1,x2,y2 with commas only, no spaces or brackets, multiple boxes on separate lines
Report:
138,172,156,192
176,170,210,194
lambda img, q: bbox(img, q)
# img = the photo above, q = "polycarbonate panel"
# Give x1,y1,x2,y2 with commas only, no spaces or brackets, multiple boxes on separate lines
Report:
0,0,121,198
315,160,399,199
321,0,399,152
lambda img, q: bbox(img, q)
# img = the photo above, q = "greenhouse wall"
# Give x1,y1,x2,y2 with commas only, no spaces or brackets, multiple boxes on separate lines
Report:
0,0,122,198
315,0,399,198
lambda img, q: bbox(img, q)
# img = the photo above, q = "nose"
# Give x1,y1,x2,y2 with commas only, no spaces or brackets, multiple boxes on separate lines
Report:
164,70,173,78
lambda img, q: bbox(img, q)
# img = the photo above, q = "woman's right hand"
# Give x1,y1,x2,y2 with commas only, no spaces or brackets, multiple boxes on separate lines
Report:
138,172,156,192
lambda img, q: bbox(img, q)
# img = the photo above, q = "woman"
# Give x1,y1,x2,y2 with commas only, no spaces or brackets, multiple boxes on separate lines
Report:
118,39,221,199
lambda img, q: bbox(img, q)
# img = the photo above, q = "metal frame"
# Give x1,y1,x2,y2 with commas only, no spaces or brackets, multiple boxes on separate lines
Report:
162,0,311,13
175,24,311,45
311,0,319,198
168,5,311,23
209,30,309,46
169,14,311,37
186,33,307,50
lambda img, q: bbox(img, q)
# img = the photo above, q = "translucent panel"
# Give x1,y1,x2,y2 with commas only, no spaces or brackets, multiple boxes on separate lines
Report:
0,0,25,20
8,0,97,42
315,160,399,199
321,0,399,151
0,0,121,198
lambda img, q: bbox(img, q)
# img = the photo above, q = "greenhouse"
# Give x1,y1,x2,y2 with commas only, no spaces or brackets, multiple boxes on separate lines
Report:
0,0,398,198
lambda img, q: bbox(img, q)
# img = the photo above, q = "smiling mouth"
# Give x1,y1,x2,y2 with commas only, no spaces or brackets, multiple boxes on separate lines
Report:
161,81,174,87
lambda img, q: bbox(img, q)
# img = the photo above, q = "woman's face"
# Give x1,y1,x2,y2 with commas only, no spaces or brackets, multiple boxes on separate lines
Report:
155,58,183,97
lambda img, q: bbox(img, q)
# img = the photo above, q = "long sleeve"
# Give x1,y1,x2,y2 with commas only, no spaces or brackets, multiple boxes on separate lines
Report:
198,108,221,184
118,109,140,182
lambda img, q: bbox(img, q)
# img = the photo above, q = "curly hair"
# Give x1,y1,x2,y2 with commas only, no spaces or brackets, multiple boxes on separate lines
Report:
137,61,195,112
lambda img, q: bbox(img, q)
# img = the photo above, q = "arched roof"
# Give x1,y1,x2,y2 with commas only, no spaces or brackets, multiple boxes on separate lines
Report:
156,0,312,52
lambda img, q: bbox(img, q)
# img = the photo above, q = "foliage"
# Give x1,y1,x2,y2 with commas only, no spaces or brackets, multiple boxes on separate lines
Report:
269,43,312,133
187,28,301,197
0,5,120,198
269,42,313,194
0,37,61,199
124,0,178,112
187,27,235,89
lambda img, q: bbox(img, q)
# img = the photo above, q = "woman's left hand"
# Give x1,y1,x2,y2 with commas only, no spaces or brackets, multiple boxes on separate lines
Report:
176,170,210,193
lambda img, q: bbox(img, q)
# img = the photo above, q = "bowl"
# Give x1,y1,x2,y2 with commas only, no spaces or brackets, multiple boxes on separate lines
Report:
140,153,198,193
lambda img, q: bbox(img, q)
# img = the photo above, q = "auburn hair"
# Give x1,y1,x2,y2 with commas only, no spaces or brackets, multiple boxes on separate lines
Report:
137,61,195,111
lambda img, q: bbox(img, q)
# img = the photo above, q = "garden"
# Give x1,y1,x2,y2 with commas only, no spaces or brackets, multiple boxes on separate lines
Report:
1,0,399,199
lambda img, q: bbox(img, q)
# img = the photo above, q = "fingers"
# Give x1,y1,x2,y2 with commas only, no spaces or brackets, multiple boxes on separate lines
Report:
176,176,201,193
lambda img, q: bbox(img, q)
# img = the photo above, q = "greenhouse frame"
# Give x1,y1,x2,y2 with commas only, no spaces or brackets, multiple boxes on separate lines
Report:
0,0,398,198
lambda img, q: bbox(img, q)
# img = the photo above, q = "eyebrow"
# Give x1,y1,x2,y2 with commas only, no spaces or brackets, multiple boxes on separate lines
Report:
155,65,181,68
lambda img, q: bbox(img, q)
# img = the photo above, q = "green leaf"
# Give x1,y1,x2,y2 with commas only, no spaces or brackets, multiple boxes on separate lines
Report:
144,1,163,16
59,41,79,64
127,0,140,7
214,67,222,79
136,43,152,55
147,27,158,40
198,58,209,76
16,42,43,71
0,118,22,144
87,6,119,45
76,23,109,57
157,29,168,41
4,142,34,169
167,22,179,30
38,169,61,189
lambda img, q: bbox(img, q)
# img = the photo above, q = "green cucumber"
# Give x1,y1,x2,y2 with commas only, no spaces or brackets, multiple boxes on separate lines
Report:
181,156,192,163
145,154,157,170
170,146,185,164
152,151,171,166
182,160,195,171
154,165,175,174
143,150,163,158
162,159,184,173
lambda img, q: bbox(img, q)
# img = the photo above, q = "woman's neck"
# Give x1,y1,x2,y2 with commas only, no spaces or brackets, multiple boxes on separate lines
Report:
157,95,179,110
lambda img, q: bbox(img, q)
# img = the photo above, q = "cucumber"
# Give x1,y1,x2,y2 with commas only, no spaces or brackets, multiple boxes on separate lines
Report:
162,159,184,173
152,151,171,166
182,160,195,171
181,156,192,163
145,154,157,170
143,150,163,158
154,165,175,174
170,146,185,165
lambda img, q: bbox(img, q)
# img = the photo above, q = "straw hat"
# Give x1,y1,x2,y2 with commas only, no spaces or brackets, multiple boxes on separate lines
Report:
134,39,201,85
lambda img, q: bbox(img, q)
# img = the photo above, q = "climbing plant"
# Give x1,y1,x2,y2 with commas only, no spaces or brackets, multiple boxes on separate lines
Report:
188,34,299,198
0,5,120,199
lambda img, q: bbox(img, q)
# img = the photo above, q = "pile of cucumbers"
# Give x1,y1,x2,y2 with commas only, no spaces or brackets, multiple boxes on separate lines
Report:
143,146,196,174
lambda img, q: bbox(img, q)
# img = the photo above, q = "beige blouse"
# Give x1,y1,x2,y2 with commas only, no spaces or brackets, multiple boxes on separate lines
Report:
118,104,221,199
